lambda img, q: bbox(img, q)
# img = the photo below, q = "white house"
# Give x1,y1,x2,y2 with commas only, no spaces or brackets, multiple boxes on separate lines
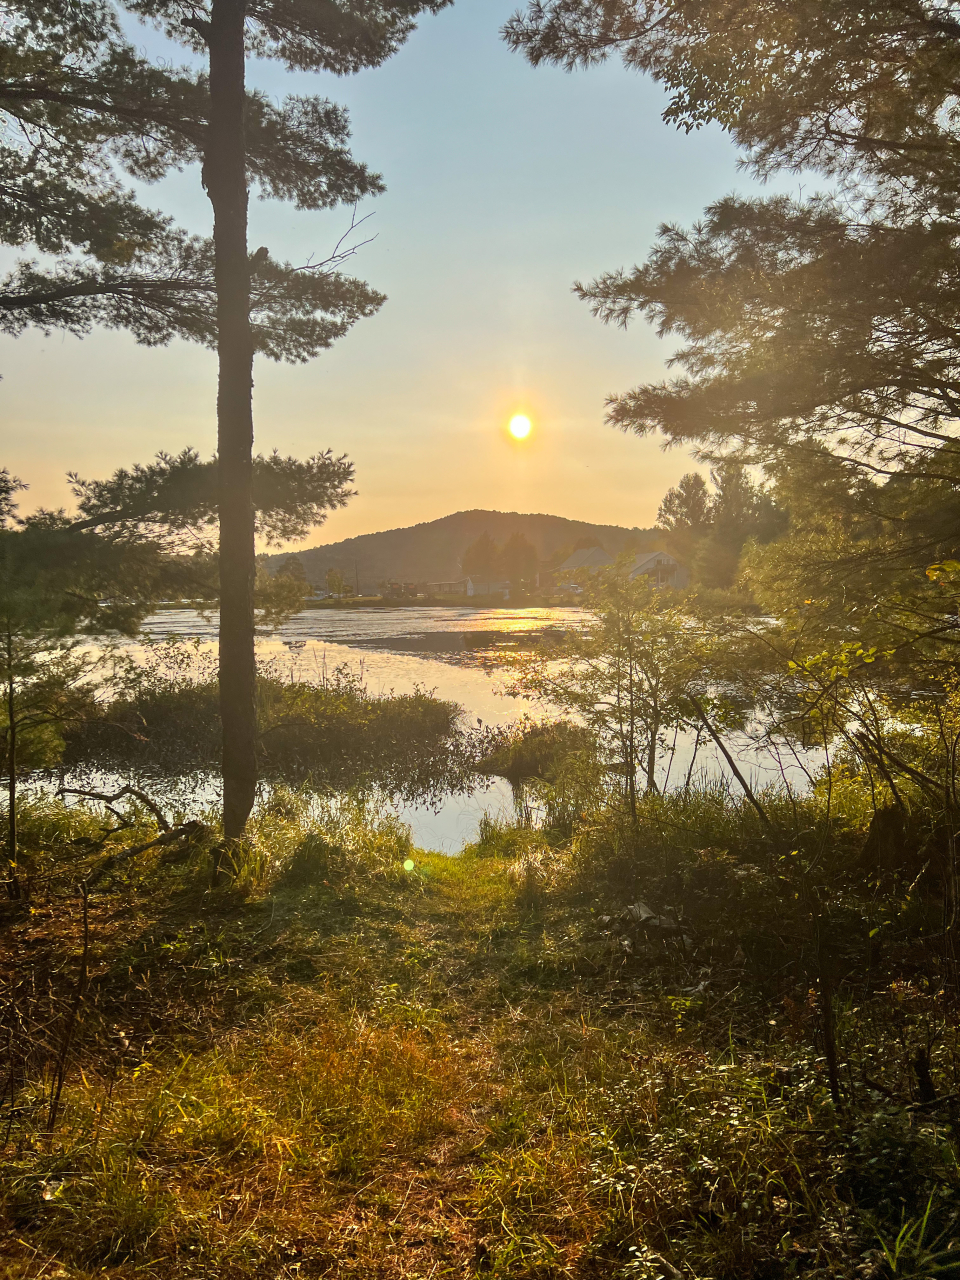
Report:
628,551,688,588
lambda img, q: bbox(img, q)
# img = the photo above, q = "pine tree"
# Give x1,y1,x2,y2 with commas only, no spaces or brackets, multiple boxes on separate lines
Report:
141,0,449,838
1,446,353,890
1,0,383,355
462,532,500,583
657,473,710,535
4,0,449,837
499,532,538,592
504,0,960,206
506,0,960,624
505,2,960,491
277,555,308,583
656,466,785,588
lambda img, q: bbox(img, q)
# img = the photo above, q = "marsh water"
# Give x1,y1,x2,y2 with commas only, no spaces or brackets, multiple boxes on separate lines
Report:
112,603,808,853
142,604,583,727
136,605,581,851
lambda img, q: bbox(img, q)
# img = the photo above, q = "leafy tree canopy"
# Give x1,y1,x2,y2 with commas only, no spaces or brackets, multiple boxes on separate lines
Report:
462,532,501,581
0,446,352,633
506,0,960,643
499,532,539,588
656,465,784,589
65,447,355,547
462,531,539,588
504,1,960,208
657,472,710,534
276,553,307,582
584,198,960,486
0,0,394,357
505,3,960,498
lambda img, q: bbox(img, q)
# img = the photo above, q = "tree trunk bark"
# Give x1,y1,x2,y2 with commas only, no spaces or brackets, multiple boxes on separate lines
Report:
646,706,660,794
687,695,773,830
5,628,19,899
205,0,257,843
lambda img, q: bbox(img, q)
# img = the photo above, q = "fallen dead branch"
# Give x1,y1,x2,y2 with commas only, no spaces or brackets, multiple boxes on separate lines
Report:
58,784,172,832
84,820,208,892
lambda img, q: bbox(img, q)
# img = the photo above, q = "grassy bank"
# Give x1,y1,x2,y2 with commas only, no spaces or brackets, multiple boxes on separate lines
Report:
1,794,958,1278
62,657,491,804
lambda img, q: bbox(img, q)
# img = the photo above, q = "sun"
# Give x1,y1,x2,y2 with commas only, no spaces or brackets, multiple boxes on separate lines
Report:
508,414,532,440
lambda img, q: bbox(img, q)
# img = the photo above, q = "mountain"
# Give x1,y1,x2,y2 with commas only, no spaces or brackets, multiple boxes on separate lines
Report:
262,509,659,594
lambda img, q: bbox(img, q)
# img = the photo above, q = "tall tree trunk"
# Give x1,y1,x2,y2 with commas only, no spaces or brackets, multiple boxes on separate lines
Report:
645,706,660,794
5,628,19,900
205,0,257,842
687,695,773,831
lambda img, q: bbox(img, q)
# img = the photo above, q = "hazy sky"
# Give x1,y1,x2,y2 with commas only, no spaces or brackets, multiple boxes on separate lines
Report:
1,0,784,545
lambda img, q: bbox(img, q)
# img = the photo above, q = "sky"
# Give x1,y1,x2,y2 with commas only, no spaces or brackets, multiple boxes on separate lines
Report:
0,0,787,546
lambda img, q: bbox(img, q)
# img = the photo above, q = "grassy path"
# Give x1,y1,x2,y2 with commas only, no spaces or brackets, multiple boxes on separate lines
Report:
1,848,626,1278
0,834,893,1279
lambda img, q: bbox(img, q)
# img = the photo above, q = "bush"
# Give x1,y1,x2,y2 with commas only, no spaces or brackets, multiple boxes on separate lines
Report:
272,795,412,888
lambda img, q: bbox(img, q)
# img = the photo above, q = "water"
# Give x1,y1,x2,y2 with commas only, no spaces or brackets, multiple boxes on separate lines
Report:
85,604,815,852
135,605,582,852
142,604,582,725
145,604,584,646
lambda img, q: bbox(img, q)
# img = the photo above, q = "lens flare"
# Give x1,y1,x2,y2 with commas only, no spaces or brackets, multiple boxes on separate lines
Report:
509,414,532,440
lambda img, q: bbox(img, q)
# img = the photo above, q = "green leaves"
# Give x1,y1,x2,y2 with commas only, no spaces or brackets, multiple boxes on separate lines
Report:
925,560,960,584
788,642,888,684
505,563,723,801
0,446,355,641
67,447,355,547
0,0,393,358
506,2,960,205
508,0,960,686
0,236,385,361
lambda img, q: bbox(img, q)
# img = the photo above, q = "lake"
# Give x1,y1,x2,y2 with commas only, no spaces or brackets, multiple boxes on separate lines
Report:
125,604,810,852
142,604,583,726
136,605,582,851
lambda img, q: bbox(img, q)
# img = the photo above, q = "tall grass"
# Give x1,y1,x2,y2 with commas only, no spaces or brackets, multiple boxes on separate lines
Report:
3,1002,471,1272
230,786,414,887
5,781,960,1279
65,647,493,803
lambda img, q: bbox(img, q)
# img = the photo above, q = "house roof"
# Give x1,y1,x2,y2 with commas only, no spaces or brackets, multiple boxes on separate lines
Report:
556,546,614,573
629,551,679,577
634,550,680,570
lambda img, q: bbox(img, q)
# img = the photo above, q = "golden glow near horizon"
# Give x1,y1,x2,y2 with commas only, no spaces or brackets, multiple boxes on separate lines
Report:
508,413,532,440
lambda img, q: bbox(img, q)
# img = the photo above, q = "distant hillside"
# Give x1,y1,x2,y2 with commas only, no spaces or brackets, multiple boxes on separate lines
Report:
263,509,659,594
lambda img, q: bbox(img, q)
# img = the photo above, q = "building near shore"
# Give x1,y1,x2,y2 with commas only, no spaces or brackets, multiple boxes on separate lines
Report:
555,548,687,591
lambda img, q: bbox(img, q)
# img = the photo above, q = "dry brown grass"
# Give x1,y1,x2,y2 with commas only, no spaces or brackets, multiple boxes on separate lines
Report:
1,996,487,1277
3,798,960,1279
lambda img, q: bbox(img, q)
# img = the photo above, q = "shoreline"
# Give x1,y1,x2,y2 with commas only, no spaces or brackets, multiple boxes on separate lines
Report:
151,595,579,612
